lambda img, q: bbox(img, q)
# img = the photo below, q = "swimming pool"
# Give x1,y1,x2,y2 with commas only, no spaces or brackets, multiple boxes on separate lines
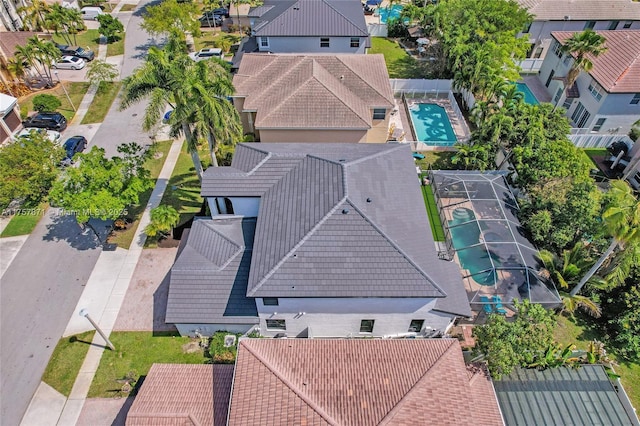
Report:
515,82,539,105
448,209,497,285
378,5,403,24
408,103,457,146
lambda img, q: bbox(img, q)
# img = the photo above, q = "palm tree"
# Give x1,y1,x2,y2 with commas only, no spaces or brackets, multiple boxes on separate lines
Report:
561,30,607,90
570,180,640,296
17,0,50,32
230,0,262,34
451,142,490,171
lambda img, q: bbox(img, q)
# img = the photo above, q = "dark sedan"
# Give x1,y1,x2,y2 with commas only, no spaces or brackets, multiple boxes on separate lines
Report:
60,46,95,61
61,135,87,166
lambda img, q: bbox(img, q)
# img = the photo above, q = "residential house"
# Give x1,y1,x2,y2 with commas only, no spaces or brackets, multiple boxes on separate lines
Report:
494,365,640,425
128,339,504,426
0,0,26,32
0,93,21,145
248,0,369,54
232,54,395,143
537,30,640,134
516,0,640,71
0,31,42,90
166,143,471,338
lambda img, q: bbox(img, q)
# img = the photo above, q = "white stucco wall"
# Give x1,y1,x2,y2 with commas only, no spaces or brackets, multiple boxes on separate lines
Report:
255,297,455,338
207,197,260,216
256,36,367,54
175,323,255,337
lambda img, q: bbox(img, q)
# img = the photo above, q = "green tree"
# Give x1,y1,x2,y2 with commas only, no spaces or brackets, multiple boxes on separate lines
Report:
141,0,201,40
96,14,124,43
571,180,640,296
561,30,607,91
86,59,119,94
14,37,60,87
145,205,180,238
17,0,51,32
44,4,84,46
451,142,490,170
0,131,65,209
473,299,556,379
49,143,153,224
32,93,62,112
601,272,640,361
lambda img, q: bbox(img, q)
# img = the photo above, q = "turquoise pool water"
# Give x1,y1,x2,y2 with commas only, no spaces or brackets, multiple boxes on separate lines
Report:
378,5,403,24
515,82,539,105
448,208,497,285
409,103,457,146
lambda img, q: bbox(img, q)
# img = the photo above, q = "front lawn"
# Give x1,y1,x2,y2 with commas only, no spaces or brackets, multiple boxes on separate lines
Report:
53,29,100,53
106,36,125,57
194,32,243,54
81,81,122,124
42,331,96,396
119,4,137,11
0,202,47,237
19,82,90,122
369,37,423,79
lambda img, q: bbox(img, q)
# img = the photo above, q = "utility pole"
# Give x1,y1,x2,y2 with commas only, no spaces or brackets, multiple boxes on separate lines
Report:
79,308,115,351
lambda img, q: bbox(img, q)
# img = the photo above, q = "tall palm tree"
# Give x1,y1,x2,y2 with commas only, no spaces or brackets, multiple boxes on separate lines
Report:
18,0,51,32
561,30,607,90
570,180,640,296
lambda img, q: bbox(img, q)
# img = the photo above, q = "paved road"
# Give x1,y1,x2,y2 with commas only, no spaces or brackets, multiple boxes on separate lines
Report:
0,209,102,426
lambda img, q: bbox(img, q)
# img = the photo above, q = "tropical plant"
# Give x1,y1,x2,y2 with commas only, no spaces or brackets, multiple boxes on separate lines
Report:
229,0,263,34
17,0,51,32
451,142,490,170
44,4,84,46
14,37,60,87
570,180,640,296
86,60,119,92
527,343,581,370
601,276,640,361
96,14,124,43
140,0,201,40
32,94,62,112
561,30,607,90
145,205,180,238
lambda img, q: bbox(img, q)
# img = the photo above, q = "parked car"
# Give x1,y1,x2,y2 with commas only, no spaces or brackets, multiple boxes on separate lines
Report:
189,48,223,61
23,112,67,131
13,128,61,144
54,42,69,51
52,56,86,70
60,135,87,165
209,7,229,17
199,14,223,27
59,46,95,61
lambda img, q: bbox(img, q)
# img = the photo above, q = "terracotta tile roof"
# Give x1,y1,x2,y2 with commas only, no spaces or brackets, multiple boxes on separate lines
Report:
552,30,640,93
0,32,45,60
233,54,394,129
517,0,640,21
228,339,503,426
467,363,505,426
126,364,234,426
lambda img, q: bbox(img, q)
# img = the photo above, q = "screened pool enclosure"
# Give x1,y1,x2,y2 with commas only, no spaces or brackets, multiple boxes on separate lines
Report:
429,171,561,308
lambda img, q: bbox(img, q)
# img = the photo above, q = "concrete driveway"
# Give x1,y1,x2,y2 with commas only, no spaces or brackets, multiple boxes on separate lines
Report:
0,209,102,426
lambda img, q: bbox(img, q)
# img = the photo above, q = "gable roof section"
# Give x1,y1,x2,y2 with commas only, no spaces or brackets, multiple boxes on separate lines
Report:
228,339,503,426
552,30,640,93
166,217,259,324
233,54,394,130
494,365,639,425
251,0,368,37
518,0,640,21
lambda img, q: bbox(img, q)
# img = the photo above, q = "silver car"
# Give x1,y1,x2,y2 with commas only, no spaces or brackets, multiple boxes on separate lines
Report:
52,55,86,70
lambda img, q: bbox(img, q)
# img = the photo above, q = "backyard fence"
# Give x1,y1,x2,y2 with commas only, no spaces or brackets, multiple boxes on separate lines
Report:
390,79,452,96
569,133,633,149
367,23,387,37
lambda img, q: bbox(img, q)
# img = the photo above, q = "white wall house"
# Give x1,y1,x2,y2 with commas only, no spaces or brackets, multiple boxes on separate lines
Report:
537,30,640,135
516,0,640,72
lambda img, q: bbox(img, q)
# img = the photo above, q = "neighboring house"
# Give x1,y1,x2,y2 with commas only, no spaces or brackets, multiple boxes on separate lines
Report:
0,93,21,145
248,0,369,54
166,143,471,338
516,0,640,70
0,0,26,32
0,31,42,90
494,365,640,425
232,54,394,143
126,363,234,426
537,30,640,134
129,339,504,426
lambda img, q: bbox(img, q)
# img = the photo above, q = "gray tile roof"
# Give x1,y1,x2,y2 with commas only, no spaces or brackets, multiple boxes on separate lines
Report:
494,365,640,426
250,0,368,37
202,143,470,316
166,217,259,324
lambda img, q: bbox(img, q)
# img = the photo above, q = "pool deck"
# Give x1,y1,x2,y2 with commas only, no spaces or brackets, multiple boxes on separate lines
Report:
520,75,552,104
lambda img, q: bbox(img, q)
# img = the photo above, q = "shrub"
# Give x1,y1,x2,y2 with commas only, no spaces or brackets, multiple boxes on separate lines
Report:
387,18,409,39
32,94,62,112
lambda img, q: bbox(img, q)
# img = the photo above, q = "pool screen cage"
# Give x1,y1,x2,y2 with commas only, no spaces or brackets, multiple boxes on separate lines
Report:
429,170,561,308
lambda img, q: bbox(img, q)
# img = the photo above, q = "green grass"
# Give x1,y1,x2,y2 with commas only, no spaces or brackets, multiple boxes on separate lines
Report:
53,29,101,53
107,140,173,248
369,37,423,79
554,314,640,410
19,82,90,121
0,202,48,237
42,331,96,396
194,32,243,53
422,185,445,241
413,151,457,170
88,331,207,398
119,4,136,11
106,35,125,57
81,81,122,124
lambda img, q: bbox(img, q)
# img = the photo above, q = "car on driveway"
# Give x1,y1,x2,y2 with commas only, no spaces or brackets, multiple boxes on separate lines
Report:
189,48,223,61
23,112,67,131
13,128,62,144
199,14,223,27
59,46,95,61
61,135,87,165
52,56,86,70
209,7,229,17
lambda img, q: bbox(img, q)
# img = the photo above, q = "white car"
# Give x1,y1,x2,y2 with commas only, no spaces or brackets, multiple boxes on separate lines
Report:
52,55,86,70
189,48,223,62
13,127,62,144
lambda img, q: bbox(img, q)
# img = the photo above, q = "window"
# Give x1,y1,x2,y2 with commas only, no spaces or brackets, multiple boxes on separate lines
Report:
350,37,360,48
608,21,619,30
631,93,640,105
553,87,563,103
408,320,424,332
266,319,286,330
533,46,543,59
551,40,563,58
372,108,386,120
320,37,330,48
259,37,269,48
623,21,632,29
584,21,596,30
563,54,572,66
263,297,278,306
562,97,573,110
545,69,555,88
571,102,591,128
592,118,606,132
359,319,375,333
588,80,603,101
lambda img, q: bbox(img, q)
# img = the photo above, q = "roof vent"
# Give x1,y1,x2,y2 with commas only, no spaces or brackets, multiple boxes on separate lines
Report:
340,75,344,80
342,208,349,214
564,15,570,20
366,197,372,203
293,6,299,10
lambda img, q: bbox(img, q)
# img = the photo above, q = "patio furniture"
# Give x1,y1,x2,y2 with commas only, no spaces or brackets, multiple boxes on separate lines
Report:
491,296,507,315
480,296,493,314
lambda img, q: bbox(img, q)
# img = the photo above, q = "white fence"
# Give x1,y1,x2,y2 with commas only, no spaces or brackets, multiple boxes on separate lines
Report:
390,79,452,95
367,23,387,37
569,133,633,149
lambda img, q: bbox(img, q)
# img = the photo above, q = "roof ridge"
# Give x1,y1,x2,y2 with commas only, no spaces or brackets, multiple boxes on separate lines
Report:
321,0,368,36
378,340,459,425
239,342,340,425
336,55,394,104
244,56,307,109
343,199,448,298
